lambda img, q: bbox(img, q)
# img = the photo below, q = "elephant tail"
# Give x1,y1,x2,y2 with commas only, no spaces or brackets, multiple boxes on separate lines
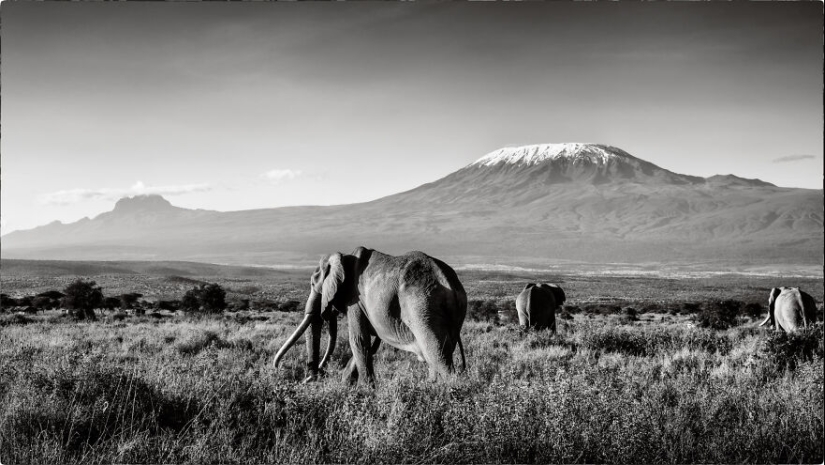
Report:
457,333,466,372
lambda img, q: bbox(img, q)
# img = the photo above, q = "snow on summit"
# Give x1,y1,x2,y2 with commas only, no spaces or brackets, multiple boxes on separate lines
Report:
472,143,629,167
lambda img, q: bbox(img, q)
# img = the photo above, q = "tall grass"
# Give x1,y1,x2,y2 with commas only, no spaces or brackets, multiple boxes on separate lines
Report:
1,315,822,464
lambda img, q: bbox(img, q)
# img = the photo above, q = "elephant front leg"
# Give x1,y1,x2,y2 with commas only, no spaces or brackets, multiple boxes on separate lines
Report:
342,336,381,385
346,308,378,386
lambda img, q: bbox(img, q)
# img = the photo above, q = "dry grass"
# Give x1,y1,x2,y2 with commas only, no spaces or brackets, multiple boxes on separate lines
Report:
1,311,822,464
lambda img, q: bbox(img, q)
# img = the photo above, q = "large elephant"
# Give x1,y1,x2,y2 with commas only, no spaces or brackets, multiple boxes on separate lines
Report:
515,283,565,331
273,247,467,385
759,287,817,332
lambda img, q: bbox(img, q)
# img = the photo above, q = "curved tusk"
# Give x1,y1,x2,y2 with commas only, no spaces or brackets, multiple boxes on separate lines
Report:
273,313,314,367
318,316,337,371
758,314,772,327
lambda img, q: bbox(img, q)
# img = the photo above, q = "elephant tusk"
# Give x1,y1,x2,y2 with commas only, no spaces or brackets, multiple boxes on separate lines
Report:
318,316,337,371
273,313,314,367
758,314,772,327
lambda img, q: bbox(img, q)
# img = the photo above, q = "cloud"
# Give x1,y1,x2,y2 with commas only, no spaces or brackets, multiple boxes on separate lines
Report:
261,169,303,184
39,181,211,206
772,154,816,163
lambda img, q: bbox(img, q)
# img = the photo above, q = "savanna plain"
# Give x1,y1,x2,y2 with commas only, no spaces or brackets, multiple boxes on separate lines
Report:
1,260,823,464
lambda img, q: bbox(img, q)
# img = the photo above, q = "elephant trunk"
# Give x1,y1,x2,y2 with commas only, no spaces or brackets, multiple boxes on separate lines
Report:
318,315,337,371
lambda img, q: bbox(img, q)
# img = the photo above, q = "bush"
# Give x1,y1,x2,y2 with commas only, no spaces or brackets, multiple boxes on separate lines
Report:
120,293,143,310
742,302,764,319
36,290,65,300
695,300,741,330
582,303,622,315
102,297,121,311
181,283,227,313
468,299,502,323
762,324,824,371
61,280,104,321
156,300,181,311
277,300,301,313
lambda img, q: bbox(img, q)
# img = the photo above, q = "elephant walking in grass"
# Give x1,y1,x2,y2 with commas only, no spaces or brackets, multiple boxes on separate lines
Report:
515,283,566,331
759,287,817,332
273,247,467,386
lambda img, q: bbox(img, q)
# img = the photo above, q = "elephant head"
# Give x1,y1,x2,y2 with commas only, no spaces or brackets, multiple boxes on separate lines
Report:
273,252,361,380
759,287,782,329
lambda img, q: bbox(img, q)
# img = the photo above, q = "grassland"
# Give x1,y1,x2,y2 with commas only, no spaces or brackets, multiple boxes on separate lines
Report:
1,260,823,464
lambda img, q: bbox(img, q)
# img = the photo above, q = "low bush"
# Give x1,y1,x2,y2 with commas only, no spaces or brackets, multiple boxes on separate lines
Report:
468,299,502,322
762,324,824,371
695,299,742,330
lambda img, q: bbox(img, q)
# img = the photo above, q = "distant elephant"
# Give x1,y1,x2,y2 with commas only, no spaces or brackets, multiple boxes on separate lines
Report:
759,287,817,332
273,247,467,385
515,283,566,331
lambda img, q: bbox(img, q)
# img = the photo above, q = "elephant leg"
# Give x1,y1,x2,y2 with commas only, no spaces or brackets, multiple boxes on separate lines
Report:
410,320,455,382
347,309,377,386
342,336,381,385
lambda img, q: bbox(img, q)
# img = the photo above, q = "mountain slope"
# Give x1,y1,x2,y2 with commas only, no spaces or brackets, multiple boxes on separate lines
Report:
3,144,822,267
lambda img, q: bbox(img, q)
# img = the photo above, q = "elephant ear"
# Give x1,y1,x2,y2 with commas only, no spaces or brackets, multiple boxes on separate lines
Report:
321,253,346,312
540,284,566,306
769,287,781,310
310,263,325,293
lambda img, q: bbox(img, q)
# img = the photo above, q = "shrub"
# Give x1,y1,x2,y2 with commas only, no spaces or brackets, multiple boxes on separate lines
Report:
61,279,104,321
36,290,65,300
468,299,501,323
31,296,54,311
0,293,15,311
102,297,121,311
582,303,622,315
277,299,301,313
156,300,180,311
181,283,227,313
762,324,824,371
120,293,142,310
742,302,764,319
695,300,741,330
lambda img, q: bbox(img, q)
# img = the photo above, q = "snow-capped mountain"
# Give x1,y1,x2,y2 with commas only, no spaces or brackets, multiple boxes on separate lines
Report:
2,144,822,267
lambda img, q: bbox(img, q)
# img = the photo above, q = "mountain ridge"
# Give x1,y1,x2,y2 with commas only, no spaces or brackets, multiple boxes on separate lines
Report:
3,144,822,268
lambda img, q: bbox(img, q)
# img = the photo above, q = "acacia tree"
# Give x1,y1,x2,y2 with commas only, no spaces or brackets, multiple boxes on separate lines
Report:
181,283,227,314
61,279,104,321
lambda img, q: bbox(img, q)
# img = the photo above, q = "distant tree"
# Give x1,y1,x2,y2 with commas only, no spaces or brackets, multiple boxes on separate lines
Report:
36,290,65,300
696,299,741,330
156,300,181,311
120,293,143,310
31,296,55,311
181,283,227,314
200,284,227,313
102,297,121,311
1,294,16,311
61,279,104,321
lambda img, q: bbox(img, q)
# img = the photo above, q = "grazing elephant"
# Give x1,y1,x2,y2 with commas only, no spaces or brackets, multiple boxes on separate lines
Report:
759,287,817,332
515,283,565,331
273,247,467,385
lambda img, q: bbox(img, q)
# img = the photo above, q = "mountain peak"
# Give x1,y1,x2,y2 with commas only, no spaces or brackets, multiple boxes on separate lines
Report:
472,143,632,167
113,194,175,213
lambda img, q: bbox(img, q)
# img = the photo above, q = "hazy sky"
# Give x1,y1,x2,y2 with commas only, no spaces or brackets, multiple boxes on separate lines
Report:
2,2,822,235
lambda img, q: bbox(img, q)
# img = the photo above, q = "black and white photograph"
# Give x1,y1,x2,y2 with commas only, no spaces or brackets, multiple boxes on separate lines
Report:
0,1,822,463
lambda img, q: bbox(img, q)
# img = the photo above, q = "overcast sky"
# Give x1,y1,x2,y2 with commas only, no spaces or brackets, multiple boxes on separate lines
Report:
1,2,822,235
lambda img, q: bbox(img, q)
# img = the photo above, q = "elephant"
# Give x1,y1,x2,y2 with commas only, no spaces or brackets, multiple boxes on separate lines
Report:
273,247,467,385
759,287,817,332
515,283,566,331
